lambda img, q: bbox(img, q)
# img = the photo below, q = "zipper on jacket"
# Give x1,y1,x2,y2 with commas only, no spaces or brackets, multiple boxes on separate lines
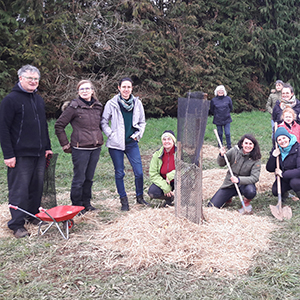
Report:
16,104,25,145
30,95,42,152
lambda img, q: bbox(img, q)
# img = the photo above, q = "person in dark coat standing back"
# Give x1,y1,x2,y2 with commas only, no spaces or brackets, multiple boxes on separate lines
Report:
210,85,233,149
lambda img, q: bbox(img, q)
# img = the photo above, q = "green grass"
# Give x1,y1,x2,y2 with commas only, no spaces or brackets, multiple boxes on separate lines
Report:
2,111,300,299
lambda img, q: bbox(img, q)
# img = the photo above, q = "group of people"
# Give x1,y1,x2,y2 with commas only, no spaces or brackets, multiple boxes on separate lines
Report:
0,65,175,238
208,81,300,213
1,64,300,238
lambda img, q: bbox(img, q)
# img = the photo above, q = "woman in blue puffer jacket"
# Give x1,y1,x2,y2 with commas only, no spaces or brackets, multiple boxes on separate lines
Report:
210,85,233,149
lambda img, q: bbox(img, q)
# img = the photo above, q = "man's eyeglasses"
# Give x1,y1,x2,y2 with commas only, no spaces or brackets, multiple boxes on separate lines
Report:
23,76,40,82
79,87,92,92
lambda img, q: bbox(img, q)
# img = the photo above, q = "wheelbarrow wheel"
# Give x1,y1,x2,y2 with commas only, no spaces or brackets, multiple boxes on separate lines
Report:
64,219,74,230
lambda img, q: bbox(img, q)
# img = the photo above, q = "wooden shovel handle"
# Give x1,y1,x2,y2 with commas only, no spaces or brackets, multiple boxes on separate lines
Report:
213,129,246,209
274,123,282,197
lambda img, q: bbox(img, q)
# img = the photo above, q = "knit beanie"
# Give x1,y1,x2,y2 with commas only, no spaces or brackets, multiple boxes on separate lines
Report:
275,127,291,141
161,130,176,144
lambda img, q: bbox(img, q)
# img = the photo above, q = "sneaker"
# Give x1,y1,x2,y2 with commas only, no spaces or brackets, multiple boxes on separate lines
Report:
14,227,29,238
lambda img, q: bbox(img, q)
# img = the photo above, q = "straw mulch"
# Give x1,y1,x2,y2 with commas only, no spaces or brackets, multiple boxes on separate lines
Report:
0,144,278,277
0,201,277,277
75,206,277,277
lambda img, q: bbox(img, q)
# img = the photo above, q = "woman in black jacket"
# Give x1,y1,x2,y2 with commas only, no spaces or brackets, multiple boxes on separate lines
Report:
266,127,300,199
210,85,233,149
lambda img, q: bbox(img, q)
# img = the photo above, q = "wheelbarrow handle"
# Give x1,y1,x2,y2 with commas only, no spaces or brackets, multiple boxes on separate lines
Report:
8,203,39,219
8,204,18,210
39,207,46,213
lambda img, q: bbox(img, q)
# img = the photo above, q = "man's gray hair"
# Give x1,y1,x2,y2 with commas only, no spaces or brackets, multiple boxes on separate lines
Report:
18,65,41,78
214,85,227,97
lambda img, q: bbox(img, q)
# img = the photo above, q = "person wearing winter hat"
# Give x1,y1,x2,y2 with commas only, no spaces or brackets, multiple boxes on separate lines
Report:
266,127,300,201
148,130,176,207
209,85,233,149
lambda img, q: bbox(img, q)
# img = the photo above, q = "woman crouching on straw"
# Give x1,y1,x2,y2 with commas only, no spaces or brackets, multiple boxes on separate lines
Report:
148,130,176,207
208,134,261,213
266,127,300,201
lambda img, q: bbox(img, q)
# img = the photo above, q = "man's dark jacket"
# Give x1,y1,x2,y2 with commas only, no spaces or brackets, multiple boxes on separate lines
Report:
0,83,51,159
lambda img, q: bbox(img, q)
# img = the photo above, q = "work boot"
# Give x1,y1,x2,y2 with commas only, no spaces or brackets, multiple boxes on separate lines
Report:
136,195,149,206
120,196,129,211
85,205,97,211
161,195,174,207
84,203,97,212
82,199,98,212
14,227,29,238
238,198,253,214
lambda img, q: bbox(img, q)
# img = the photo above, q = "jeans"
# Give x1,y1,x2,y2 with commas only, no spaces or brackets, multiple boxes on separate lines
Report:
217,123,231,148
71,147,101,206
109,141,143,198
148,181,174,200
208,184,257,208
7,156,46,231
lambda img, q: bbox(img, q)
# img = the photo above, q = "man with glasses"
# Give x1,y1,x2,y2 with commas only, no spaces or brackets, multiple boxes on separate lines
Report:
0,65,53,238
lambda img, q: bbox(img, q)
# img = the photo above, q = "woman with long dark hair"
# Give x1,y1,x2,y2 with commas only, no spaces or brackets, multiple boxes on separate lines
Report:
208,134,261,213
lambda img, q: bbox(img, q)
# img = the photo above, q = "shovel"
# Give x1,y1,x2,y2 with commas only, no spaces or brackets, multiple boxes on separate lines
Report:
213,129,251,214
269,123,292,220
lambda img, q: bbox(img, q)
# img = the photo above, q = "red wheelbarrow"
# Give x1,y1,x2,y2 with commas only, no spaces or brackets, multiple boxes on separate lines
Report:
8,204,85,239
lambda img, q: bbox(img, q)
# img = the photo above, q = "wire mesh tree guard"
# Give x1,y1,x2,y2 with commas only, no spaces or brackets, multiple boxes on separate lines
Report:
175,92,210,224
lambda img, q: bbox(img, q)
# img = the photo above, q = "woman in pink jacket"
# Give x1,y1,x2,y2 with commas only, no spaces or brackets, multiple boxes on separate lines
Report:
278,107,300,142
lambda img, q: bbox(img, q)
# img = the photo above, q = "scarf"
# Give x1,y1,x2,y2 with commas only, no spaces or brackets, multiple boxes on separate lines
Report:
118,94,134,111
79,96,95,106
280,95,297,110
279,134,297,161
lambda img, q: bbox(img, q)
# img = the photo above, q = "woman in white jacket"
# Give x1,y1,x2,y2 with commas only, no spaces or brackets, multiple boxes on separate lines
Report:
101,77,147,211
